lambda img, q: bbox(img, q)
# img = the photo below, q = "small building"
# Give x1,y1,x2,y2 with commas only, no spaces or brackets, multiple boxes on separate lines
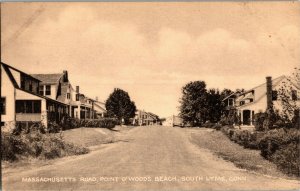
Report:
1,62,68,130
132,110,160,126
162,115,183,127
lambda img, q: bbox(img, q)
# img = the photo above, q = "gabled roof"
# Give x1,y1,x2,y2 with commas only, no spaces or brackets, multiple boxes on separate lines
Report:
222,92,238,102
31,73,64,85
240,75,286,96
1,62,41,83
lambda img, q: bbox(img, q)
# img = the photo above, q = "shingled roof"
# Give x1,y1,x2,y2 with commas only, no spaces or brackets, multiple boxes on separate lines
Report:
31,73,64,85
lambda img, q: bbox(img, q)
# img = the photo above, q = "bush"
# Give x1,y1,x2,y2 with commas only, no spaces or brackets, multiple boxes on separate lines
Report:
258,128,300,176
80,118,118,129
59,115,81,130
253,112,265,131
203,121,215,128
1,125,89,162
222,128,262,149
213,124,222,131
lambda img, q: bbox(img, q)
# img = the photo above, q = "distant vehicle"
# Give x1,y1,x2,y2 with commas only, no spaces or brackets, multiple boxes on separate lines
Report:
162,115,184,127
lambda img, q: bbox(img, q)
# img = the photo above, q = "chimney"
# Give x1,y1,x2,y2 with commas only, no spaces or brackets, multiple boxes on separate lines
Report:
63,70,68,82
76,86,79,93
266,76,273,109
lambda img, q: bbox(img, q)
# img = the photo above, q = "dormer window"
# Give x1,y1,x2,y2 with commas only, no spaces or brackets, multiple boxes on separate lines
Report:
39,85,44,95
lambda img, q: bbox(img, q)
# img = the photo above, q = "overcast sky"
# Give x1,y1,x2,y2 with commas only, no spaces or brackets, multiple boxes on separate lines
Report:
2,2,300,117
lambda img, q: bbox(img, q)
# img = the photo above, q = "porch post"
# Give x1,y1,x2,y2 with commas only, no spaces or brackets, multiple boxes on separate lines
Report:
241,110,243,125
250,110,253,125
78,105,81,119
41,99,48,128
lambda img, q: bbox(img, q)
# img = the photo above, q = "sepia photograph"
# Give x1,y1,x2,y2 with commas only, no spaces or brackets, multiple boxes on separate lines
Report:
1,1,300,190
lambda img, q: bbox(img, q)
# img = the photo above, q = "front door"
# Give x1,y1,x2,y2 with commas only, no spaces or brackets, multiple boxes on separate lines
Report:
243,110,251,125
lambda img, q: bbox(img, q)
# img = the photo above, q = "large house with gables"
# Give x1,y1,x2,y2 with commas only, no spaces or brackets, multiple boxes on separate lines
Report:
222,75,300,126
1,62,106,130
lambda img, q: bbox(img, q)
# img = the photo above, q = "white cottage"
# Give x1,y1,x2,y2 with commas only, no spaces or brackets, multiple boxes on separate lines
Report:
223,75,300,126
0,63,69,130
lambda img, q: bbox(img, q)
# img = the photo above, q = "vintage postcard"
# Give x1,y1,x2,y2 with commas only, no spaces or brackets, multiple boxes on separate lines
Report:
1,1,300,191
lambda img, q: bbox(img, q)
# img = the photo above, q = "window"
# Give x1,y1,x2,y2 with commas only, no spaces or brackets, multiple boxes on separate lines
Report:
291,90,297,101
45,85,51,95
272,90,278,101
67,93,70,99
29,81,33,92
0,97,6,114
228,98,234,106
240,101,245,106
76,94,79,101
20,75,25,89
249,98,253,102
16,100,41,113
39,85,44,95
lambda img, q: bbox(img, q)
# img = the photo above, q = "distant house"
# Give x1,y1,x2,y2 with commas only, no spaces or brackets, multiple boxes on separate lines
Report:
222,76,300,126
94,99,106,118
133,110,160,126
0,62,68,129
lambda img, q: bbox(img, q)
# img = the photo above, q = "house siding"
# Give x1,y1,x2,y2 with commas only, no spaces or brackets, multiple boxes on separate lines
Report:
235,76,300,126
1,64,16,126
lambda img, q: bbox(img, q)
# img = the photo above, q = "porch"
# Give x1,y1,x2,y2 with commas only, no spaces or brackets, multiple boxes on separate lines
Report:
72,105,96,120
238,109,255,126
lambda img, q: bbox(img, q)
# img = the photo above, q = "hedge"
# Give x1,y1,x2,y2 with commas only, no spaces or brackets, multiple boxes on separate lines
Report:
221,126,300,176
258,128,300,176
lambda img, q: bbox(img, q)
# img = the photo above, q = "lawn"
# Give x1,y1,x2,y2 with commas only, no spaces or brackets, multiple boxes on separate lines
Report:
190,128,293,179
61,127,117,147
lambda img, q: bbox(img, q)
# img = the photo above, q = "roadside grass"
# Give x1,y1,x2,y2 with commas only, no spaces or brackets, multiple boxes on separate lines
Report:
190,128,293,179
61,127,118,147
2,126,123,174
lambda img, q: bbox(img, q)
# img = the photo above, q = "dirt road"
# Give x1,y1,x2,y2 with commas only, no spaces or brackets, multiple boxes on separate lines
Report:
2,126,299,190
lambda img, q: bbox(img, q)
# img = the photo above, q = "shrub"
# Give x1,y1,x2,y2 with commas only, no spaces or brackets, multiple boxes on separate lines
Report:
213,124,222,131
258,128,300,176
253,112,265,131
203,121,215,128
80,118,118,129
59,115,81,130
1,125,89,162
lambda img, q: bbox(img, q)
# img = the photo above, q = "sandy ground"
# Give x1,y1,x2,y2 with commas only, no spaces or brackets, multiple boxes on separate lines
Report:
2,125,300,191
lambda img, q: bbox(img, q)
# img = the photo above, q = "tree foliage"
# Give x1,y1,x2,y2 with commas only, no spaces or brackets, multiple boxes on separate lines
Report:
105,88,136,124
277,67,300,127
179,81,233,126
207,89,223,123
179,81,208,126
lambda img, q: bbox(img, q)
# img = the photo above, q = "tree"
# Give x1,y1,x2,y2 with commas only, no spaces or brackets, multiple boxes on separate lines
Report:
179,81,208,126
220,88,234,100
105,88,136,124
277,67,300,128
207,89,223,123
